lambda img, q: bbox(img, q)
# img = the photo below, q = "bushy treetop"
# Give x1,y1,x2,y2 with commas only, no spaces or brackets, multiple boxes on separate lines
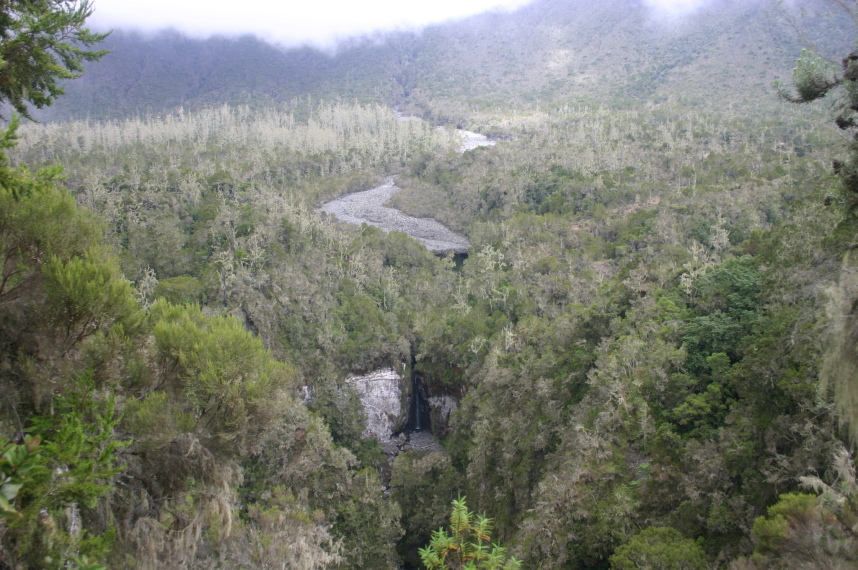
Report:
0,0,108,119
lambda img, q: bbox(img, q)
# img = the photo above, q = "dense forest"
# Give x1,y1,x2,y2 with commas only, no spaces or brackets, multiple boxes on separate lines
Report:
2,0,858,568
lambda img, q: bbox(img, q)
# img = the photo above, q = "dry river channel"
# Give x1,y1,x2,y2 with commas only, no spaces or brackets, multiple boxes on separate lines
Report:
318,128,496,254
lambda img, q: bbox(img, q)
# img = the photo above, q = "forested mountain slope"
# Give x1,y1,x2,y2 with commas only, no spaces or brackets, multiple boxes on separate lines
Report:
404,0,812,116
39,0,852,122
32,30,406,121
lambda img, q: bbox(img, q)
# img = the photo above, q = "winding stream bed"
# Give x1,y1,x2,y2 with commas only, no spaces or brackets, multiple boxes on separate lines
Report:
318,126,495,254
319,178,470,253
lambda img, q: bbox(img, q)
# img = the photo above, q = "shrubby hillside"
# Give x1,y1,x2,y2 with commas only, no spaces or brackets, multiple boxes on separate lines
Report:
2,0,858,569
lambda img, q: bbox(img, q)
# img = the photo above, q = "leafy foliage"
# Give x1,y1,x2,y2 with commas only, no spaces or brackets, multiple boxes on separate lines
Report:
2,372,126,569
42,248,139,353
776,50,838,104
419,497,521,570
0,435,42,520
609,527,707,570
149,300,294,455
0,0,108,118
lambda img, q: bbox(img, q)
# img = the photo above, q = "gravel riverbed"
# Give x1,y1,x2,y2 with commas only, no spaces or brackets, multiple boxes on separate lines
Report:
319,178,471,254
458,130,497,152
318,127,495,254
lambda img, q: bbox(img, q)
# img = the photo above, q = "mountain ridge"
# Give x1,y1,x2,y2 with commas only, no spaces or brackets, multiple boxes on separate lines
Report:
36,0,845,123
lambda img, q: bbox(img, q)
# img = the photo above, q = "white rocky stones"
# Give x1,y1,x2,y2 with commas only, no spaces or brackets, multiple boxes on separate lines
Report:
344,368,405,442
458,130,497,153
319,178,471,253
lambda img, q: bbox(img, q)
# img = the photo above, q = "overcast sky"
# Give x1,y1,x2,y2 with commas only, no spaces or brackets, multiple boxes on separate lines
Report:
88,0,713,47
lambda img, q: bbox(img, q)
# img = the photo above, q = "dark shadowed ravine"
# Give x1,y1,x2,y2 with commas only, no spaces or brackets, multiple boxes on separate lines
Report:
318,127,495,254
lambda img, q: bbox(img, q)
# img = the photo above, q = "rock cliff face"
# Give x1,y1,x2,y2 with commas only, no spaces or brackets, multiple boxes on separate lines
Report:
345,368,449,485
428,395,459,438
345,368,406,442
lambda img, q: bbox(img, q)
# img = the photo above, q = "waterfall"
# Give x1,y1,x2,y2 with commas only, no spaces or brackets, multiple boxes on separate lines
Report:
412,374,423,431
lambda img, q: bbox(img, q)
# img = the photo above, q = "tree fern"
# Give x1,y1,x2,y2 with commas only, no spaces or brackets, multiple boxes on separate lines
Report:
419,497,521,570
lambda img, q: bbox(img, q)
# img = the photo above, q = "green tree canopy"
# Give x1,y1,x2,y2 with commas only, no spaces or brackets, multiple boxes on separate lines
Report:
0,0,108,119
609,527,707,570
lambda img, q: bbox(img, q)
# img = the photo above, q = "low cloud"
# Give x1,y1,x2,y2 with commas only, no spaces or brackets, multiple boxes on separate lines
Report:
642,0,711,17
89,0,536,48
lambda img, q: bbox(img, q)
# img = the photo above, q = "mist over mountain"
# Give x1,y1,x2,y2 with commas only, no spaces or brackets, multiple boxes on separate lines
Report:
38,0,846,122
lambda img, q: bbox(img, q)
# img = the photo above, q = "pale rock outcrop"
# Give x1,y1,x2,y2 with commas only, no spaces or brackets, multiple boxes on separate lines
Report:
345,368,405,442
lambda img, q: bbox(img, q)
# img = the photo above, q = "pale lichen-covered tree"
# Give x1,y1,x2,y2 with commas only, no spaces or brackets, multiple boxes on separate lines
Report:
777,2,858,449
736,446,858,568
